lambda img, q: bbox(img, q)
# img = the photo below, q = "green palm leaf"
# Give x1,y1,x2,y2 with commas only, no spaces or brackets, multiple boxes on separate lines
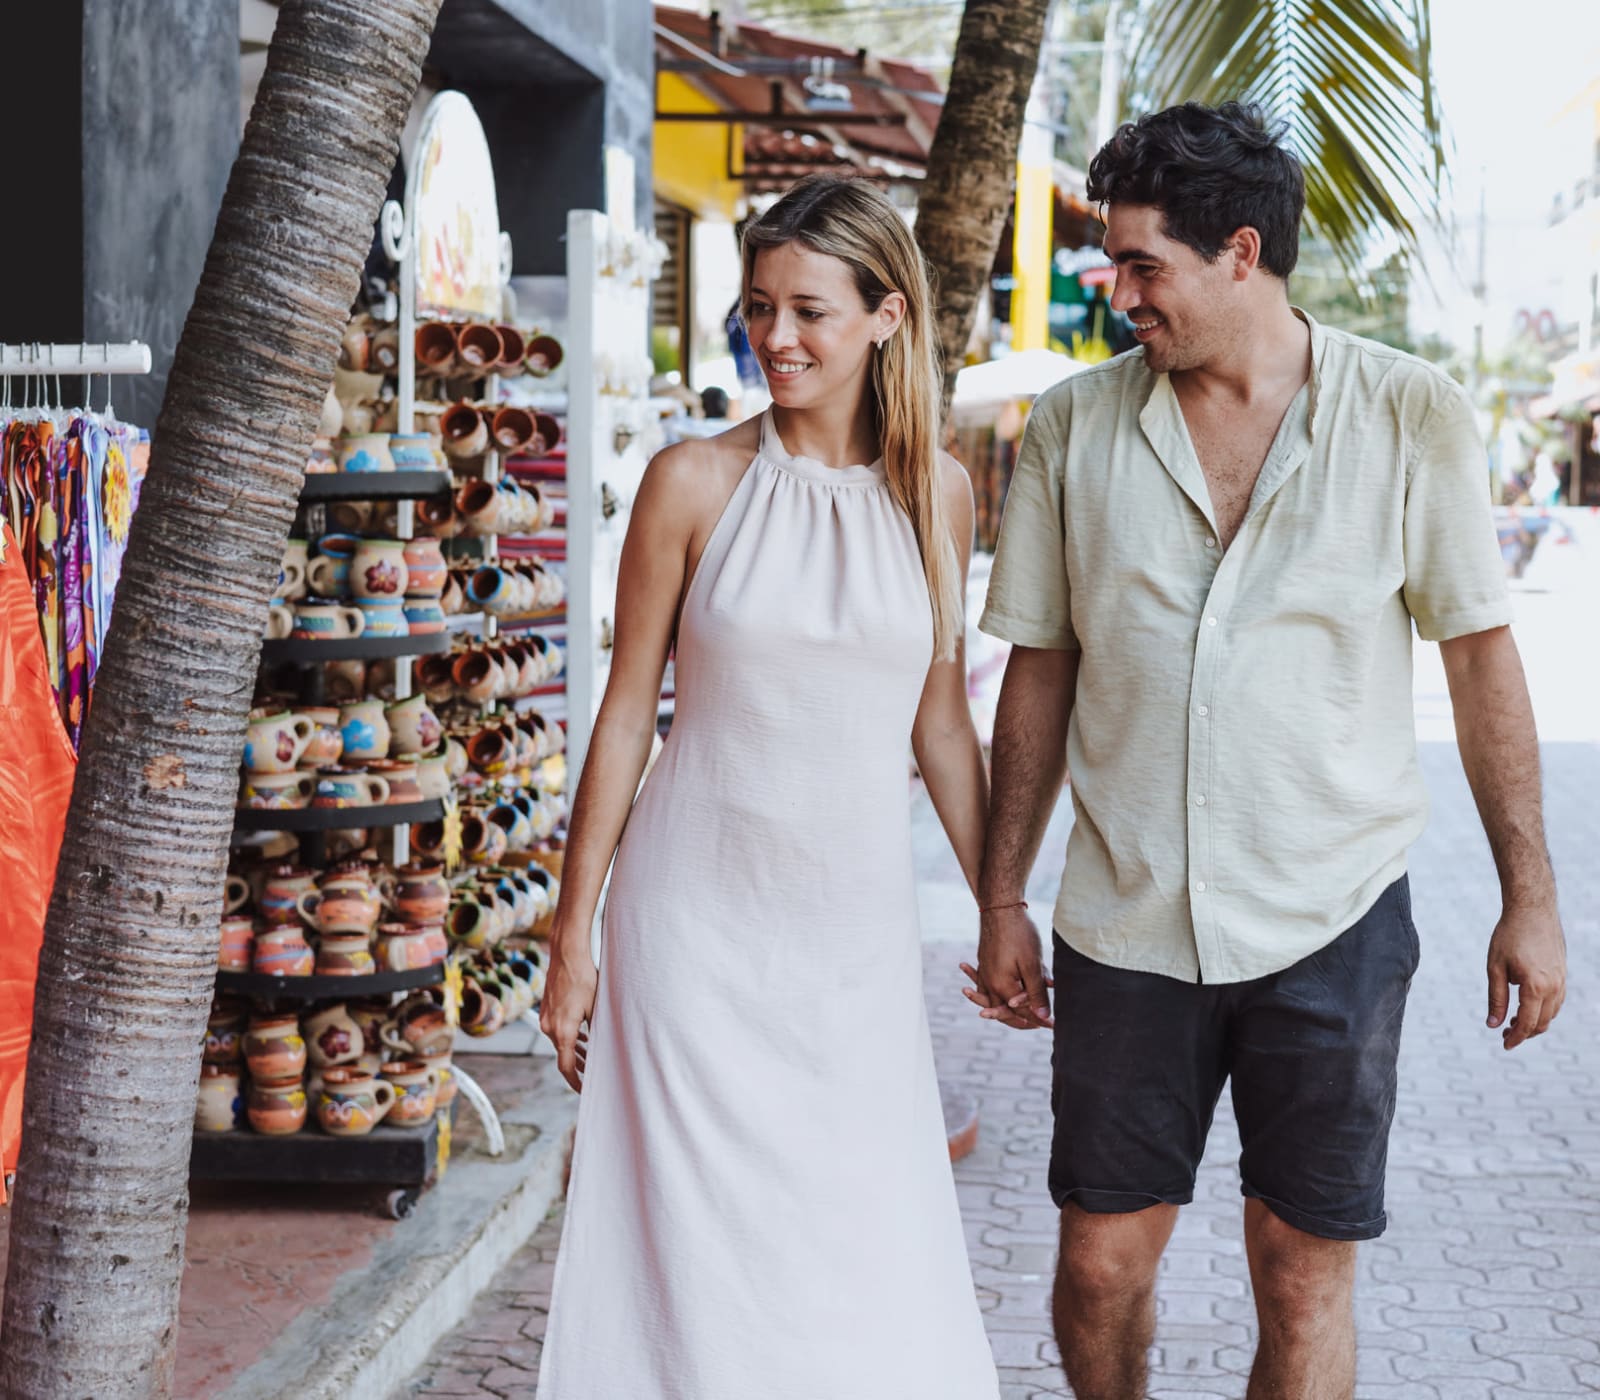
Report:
1121,0,1444,279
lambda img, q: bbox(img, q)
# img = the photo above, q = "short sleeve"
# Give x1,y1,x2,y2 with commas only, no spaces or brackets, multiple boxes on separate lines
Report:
1401,385,1513,642
978,392,1077,650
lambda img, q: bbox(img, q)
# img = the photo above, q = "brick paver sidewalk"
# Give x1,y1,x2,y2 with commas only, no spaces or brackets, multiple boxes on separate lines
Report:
397,745,1599,1398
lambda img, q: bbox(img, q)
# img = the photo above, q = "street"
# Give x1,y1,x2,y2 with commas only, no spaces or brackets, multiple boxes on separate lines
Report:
397,538,1600,1399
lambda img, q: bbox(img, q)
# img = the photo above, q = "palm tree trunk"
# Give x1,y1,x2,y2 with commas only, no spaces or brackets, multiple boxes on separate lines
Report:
914,0,1053,418
0,1,441,1392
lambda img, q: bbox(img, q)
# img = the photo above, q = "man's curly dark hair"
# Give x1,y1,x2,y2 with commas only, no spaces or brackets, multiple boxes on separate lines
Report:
1086,101,1306,278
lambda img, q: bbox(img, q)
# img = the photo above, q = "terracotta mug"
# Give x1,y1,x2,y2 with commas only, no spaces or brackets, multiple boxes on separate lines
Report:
247,1074,308,1136
417,652,457,705
350,538,408,600
455,323,503,372
452,650,503,705
243,711,316,775
252,924,315,977
415,751,452,800
365,758,423,804
369,325,400,374
493,325,526,373
239,770,315,811
298,883,381,936
460,979,507,1037
339,699,391,763
524,334,563,377
411,820,447,862
304,1003,365,1068
202,1004,245,1066
441,401,488,459
218,915,254,973
310,767,392,810
465,726,514,777
243,1015,307,1081
316,933,376,978
385,694,443,757
336,432,395,474
417,494,463,540
316,1068,396,1137
491,406,535,452
223,874,252,915
401,537,446,598
195,1064,242,1133
381,1059,440,1125
379,862,450,923
293,600,366,640
374,924,437,973
297,706,344,768
381,999,451,1060
415,321,459,374
258,865,319,925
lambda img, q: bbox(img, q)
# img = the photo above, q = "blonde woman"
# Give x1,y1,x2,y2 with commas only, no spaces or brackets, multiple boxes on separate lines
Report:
535,176,997,1398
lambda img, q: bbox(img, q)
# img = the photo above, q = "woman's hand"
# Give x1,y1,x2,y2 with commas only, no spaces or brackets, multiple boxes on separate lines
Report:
539,932,599,1092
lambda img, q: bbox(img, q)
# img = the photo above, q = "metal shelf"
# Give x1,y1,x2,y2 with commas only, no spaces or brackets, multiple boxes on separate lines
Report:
298,470,452,503
190,1116,442,1185
232,798,445,833
261,632,452,663
214,964,444,1001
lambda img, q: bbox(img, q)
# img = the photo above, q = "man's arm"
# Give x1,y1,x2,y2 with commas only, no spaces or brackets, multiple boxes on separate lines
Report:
972,645,1079,1030
1439,625,1566,1049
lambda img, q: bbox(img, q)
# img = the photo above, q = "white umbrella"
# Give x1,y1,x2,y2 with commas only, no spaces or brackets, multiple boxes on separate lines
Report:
951,350,1090,424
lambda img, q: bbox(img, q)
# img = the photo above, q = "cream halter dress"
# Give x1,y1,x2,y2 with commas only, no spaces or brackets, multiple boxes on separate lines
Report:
534,411,999,1399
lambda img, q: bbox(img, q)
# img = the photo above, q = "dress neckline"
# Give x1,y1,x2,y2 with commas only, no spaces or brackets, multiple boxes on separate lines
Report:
758,410,887,486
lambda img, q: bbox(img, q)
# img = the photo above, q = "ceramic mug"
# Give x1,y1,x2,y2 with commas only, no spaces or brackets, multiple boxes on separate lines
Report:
297,706,344,768
298,883,382,936
293,600,366,640
339,699,390,762
243,711,316,775
388,432,437,470
218,915,254,973
374,924,437,973
247,1074,308,1136
381,999,452,1060
350,538,409,600
337,432,395,475
280,538,310,600
243,1015,307,1081
400,537,446,597
202,1003,245,1066
465,726,514,776
196,1064,242,1133
316,1068,396,1137
385,695,442,757
357,598,409,638
258,865,318,924
378,865,449,924
316,933,376,978
441,401,489,459
452,650,503,705
456,480,502,537
380,1059,440,1125
415,752,452,801
267,600,295,640
365,758,422,804
223,874,252,914
417,653,457,705
460,980,507,1037
310,767,392,810
524,334,563,377
253,924,315,977
415,321,459,374
493,324,527,373
304,1003,365,1068
240,770,315,811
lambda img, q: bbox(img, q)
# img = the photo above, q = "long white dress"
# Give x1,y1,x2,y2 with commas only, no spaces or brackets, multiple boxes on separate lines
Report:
535,412,998,1399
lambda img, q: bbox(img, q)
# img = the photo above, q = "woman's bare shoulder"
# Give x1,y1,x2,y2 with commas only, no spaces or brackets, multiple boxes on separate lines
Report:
635,416,765,525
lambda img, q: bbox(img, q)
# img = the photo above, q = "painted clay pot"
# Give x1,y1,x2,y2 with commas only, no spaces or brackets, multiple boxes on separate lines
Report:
218,915,255,973
385,695,442,757
415,321,459,373
350,538,408,600
415,752,452,800
356,598,409,638
310,767,392,811
259,866,319,926
243,1015,307,1081
460,980,507,1038
347,999,393,1056
380,1060,440,1126
338,699,390,763
202,1003,245,1067
298,706,344,767
402,597,446,634
292,599,366,640
240,770,315,811
493,324,526,374
298,883,381,937
524,334,563,378
465,726,514,777
252,924,315,977
490,406,535,453
411,820,447,863
382,997,452,1060
380,862,451,924
441,401,488,459
316,933,376,978
303,1003,365,1068
336,432,395,474
365,758,422,805
417,494,463,540
374,923,436,973
315,1068,396,1137
401,537,446,598
455,323,503,371
243,710,315,775
387,432,436,470
196,1064,242,1133
247,1074,308,1136
452,650,504,705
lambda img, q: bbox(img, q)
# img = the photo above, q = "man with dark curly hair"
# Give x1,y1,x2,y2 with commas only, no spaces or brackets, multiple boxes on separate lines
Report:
968,101,1567,1399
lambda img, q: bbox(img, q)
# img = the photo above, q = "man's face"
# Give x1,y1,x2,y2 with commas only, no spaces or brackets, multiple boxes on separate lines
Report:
1103,204,1239,374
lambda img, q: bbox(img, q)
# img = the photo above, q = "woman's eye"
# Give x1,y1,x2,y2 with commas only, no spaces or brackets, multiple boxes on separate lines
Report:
799,309,823,321
748,302,771,317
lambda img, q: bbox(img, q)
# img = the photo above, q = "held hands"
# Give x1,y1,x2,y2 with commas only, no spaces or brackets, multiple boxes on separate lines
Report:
1487,903,1567,1050
960,904,1054,1030
538,932,598,1092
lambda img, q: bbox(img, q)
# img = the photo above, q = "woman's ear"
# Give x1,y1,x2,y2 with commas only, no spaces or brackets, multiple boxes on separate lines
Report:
876,290,908,343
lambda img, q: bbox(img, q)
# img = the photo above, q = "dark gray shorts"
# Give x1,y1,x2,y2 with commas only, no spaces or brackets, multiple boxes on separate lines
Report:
1049,875,1420,1241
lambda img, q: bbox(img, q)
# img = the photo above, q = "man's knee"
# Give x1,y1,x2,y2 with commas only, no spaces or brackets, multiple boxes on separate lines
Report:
1246,1201,1357,1325
1056,1203,1173,1310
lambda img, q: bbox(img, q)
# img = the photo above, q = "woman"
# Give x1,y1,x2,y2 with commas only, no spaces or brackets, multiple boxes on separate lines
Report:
535,175,998,1398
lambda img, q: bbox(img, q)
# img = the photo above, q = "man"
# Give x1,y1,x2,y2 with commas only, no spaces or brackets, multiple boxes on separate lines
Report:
970,101,1567,1400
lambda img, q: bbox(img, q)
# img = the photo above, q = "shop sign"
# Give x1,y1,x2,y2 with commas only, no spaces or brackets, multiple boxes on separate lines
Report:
409,92,504,319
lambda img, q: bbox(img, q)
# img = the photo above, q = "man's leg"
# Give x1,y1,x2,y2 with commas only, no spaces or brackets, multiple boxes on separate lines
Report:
1242,1198,1357,1399
1053,1202,1177,1400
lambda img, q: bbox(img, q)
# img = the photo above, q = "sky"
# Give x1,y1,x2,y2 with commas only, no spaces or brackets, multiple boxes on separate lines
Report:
1411,0,1600,351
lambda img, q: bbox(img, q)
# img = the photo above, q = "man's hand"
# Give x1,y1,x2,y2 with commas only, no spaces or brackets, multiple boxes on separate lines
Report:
969,906,1053,1029
1487,904,1566,1050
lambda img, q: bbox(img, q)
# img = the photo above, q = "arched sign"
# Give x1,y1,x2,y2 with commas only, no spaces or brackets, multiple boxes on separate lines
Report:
407,92,504,319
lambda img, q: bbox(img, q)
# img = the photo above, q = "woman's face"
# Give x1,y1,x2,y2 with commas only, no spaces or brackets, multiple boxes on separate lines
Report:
745,242,902,409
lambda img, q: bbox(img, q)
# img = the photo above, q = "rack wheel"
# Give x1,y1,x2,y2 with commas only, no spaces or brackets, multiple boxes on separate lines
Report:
386,1188,420,1220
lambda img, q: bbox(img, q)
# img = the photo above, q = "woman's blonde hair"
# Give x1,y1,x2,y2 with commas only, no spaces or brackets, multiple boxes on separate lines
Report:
740,176,962,660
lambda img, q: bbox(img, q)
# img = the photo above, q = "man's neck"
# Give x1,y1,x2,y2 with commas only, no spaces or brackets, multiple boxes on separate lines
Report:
1173,301,1311,409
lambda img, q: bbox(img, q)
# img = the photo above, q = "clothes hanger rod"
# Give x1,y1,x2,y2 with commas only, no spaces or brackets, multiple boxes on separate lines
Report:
0,343,152,376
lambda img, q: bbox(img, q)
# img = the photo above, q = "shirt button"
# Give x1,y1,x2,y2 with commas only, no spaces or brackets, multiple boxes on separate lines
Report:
1206,616,1219,627
1194,795,1207,806
1197,705,1210,717
1205,536,1217,549
1194,880,1207,893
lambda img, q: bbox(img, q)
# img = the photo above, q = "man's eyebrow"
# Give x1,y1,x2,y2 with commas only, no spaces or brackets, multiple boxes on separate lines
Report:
1104,248,1162,266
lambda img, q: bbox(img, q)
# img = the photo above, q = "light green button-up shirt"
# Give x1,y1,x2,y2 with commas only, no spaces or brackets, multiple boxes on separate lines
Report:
979,311,1511,984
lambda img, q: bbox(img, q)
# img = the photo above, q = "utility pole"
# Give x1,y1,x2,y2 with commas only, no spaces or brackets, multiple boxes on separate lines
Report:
1470,170,1487,397
1092,0,1122,163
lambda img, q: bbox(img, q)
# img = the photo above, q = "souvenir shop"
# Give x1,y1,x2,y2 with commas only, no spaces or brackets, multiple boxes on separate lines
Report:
2,88,667,1217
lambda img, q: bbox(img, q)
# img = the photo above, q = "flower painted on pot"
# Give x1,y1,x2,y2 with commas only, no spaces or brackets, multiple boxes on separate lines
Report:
316,1025,356,1062
345,448,379,473
364,560,403,595
341,718,377,756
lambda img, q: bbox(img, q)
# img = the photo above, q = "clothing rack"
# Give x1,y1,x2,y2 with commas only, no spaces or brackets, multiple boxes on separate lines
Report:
0,343,153,376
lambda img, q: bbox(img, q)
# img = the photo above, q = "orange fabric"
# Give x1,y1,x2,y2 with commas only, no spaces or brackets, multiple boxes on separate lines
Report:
0,521,77,1198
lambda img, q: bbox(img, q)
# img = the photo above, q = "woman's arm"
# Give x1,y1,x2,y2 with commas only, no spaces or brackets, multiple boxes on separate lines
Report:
539,443,707,1090
911,456,988,896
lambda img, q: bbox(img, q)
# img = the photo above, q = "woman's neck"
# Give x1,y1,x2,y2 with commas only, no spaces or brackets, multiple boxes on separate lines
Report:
769,391,878,470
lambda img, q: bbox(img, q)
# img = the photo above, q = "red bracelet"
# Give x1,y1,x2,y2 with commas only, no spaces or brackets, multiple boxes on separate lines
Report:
980,899,1028,914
